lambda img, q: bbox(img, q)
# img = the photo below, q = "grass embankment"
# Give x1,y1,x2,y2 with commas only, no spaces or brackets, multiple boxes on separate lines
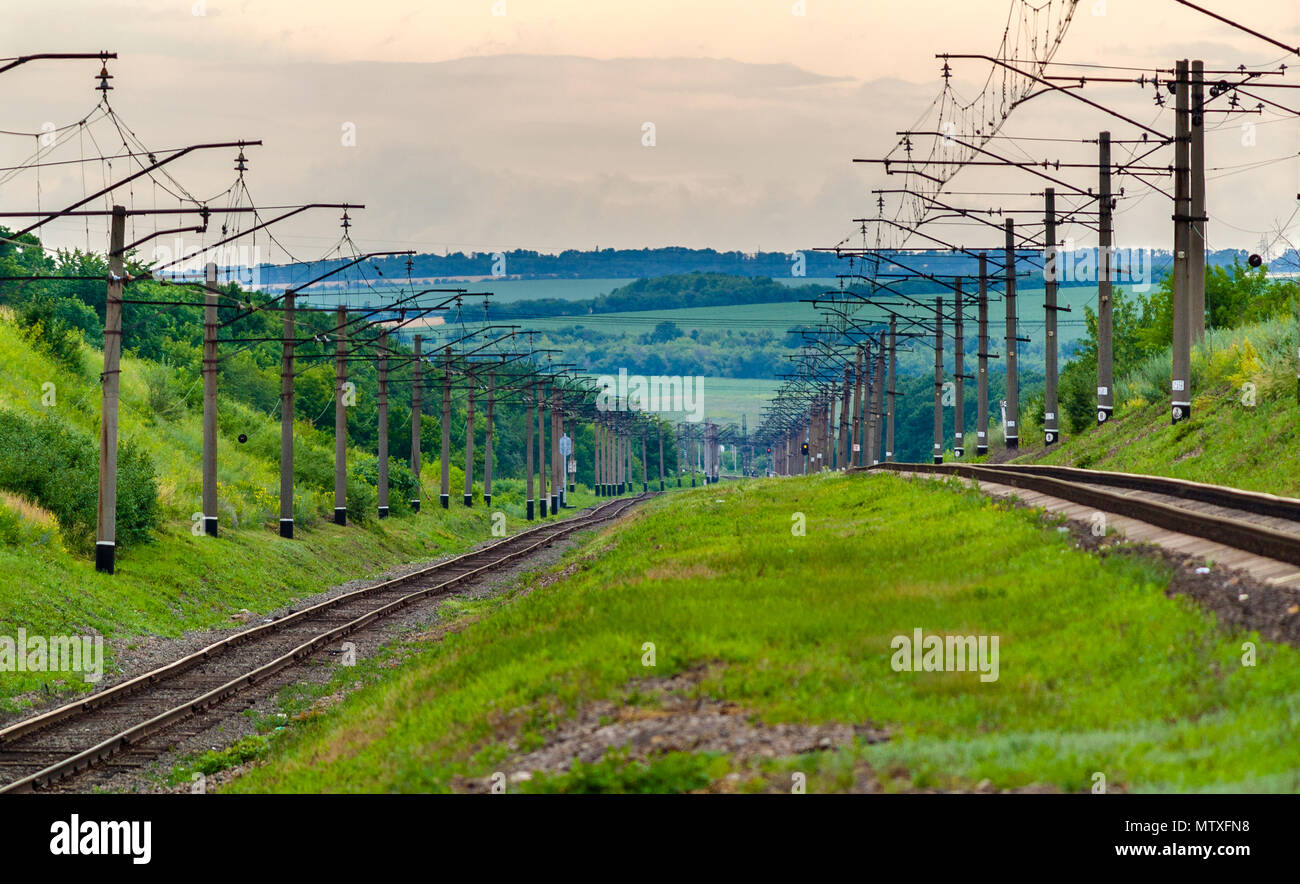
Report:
1015,315,1300,495
226,471,1300,793
0,318,598,710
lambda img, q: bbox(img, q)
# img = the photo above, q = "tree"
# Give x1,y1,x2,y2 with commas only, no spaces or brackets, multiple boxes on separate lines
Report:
642,320,683,344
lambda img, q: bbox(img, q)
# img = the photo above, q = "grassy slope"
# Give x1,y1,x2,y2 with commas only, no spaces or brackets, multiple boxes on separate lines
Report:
0,319,599,709
228,471,1300,794
1018,314,1300,496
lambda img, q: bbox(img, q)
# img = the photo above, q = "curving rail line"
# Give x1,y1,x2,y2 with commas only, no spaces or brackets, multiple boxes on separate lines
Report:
0,493,650,794
866,462,1300,568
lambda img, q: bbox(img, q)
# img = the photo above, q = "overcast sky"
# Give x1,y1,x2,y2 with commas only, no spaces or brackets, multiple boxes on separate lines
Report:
4,0,1298,261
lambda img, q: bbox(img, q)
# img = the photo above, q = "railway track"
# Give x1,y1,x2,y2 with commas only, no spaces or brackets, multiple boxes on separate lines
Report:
866,462,1300,569
0,493,649,794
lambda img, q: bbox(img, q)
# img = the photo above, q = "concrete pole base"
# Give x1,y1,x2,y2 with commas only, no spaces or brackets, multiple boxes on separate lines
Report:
95,541,115,574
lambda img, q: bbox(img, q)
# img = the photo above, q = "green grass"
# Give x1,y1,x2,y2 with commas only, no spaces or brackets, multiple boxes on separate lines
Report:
0,313,603,710
225,471,1300,793
1022,313,1300,496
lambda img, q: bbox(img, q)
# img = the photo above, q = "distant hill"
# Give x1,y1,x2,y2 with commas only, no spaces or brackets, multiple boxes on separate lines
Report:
252,245,1295,292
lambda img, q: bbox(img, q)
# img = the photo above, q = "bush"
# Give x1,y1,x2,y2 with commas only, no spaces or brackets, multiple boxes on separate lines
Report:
141,361,191,422
0,498,57,548
352,458,418,516
12,294,96,373
0,409,159,552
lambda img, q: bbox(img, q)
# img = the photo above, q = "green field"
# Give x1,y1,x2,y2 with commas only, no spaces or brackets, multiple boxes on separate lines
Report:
305,278,637,310
579,374,778,430
437,282,1102,350
224,470,1299,793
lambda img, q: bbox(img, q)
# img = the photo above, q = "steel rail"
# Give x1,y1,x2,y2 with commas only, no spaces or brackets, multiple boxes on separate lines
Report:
863,462,1300,566
0,494,649,793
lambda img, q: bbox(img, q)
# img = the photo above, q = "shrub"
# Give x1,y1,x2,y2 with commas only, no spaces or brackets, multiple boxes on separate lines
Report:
0,409,159,551
11,294,95,373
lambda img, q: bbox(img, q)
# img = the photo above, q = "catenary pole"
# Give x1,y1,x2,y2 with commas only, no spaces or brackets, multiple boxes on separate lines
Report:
1097,134,1115,426
279,287,295,537
377,331,389,518
201,261,219,537
95,205,126,574
333,306,348,526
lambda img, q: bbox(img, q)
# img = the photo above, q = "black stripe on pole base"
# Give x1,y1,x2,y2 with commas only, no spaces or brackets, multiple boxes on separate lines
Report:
1004,436,1019,451
378,506,389,519
690,478,696,487
484,494,492,506
334,507,347,526
204,515,218,538
551,495,559,514
975,446,988,456
954,448,964,458
526,499,535,520
1044,431,1058,446
540,499,548,517
1096,406,1113,426
463,494,473,507
932,455,943,465
643,482,648,492
95,541,115,575
568,483,575,493
659,481,665,491
1172,402,1191,425
440,494,449,510
410,499,420,513
677,477,682,487
279,518,294,538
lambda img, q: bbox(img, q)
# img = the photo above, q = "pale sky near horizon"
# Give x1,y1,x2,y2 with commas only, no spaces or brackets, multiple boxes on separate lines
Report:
4,0,1298,260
